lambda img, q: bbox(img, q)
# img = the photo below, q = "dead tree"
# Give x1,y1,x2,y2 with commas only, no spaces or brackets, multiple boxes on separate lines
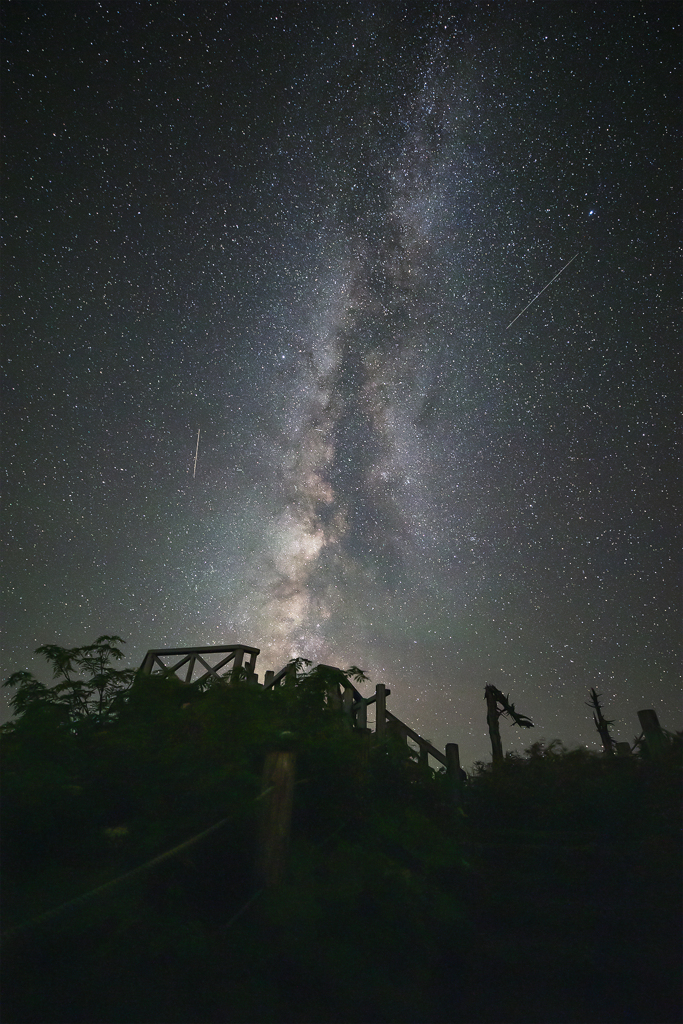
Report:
484,684,534,766
586,688,616,754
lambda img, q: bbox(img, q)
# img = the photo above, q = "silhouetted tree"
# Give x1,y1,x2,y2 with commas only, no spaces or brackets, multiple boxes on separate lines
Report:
484,684,534,765
586,687,616,754
3,636,134,730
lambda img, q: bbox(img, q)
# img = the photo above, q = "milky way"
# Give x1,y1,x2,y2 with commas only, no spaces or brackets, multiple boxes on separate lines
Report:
3,3,680,765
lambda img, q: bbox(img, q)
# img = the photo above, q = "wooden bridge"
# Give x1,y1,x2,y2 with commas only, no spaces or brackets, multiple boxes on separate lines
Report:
139,644,464,782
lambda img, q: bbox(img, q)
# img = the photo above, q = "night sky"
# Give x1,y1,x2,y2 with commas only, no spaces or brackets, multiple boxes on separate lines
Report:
3,2,680,766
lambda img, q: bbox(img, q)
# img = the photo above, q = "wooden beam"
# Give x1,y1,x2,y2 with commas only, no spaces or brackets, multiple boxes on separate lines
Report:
231,647,244,684
142,645,261,658
192,652,240,686
140,651,156,675
315,665,365,703
446,743,463,807
375,683,386,736
264,660,299,688
139,645,261,682
159,654,193,678
327,681,342,711
385,710,447,767
638,709,666,757
256,750,296,888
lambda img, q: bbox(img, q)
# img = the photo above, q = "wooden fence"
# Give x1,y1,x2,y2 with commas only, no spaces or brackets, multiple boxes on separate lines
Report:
261,661,464,786
140,645,465,888
139,645,260,686
139,646,464,793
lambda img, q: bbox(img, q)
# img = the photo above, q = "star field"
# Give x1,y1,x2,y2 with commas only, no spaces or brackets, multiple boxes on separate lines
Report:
2,2,680,766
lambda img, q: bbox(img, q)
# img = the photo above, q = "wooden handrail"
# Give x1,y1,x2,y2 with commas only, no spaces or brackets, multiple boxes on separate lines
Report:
385,710,447,767
139,645,260,685
141,645,260,658
141,648,458,788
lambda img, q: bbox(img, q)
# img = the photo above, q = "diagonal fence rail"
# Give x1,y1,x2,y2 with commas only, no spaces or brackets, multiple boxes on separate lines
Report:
139,645,260,687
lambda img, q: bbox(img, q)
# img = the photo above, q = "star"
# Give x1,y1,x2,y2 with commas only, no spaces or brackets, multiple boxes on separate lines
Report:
1,3,679,766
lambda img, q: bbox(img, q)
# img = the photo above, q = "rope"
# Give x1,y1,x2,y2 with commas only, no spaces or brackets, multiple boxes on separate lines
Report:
1,814,233,942
1,774,317,943
1,775,350,944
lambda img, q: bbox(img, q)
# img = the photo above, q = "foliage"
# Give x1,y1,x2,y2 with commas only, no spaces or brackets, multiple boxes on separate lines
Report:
1,642,681,1024
468,737,682,838
3,636,135,731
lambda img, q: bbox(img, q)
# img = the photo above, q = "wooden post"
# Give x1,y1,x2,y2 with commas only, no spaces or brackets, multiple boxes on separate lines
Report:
264,670,274,688
446,743,463,807
419,742,429,767
342,686,354,723
615,741,631,757
638,709,666,757
485,685,504,766
375,683,386,737
140,651,155,675
230,646,244,685
256,750,296,888
355,699,367,730
327,681,342,711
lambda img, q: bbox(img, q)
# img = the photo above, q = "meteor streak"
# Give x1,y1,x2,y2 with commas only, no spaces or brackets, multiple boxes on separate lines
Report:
506,252,580,329
193,428,200,478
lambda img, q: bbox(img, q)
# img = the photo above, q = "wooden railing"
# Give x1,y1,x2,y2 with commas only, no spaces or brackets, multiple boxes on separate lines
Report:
139,646,465,890
139,645,260,687
262,660,465,789
139,647,464,794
